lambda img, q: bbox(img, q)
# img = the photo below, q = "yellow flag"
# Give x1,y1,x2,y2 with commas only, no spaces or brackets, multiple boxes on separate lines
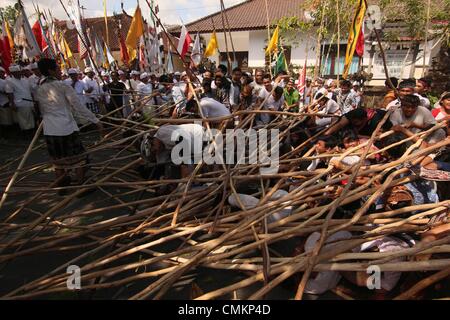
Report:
125,5,145,61
204,31,218,57
343,0,366,79
64,36,73,59
265,25,279,55
5,20,14,48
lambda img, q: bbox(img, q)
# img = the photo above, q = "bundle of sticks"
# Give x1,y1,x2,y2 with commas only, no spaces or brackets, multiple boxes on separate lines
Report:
0,93,449,301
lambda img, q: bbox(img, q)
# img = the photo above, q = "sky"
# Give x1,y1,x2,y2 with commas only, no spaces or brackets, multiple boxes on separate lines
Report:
3,0,245,26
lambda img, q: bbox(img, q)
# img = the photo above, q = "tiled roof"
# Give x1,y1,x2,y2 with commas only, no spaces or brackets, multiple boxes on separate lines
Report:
54,13,133,53
170,0,306,34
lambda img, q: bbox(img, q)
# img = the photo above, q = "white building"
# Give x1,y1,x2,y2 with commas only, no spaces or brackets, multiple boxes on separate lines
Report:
170,0,444,86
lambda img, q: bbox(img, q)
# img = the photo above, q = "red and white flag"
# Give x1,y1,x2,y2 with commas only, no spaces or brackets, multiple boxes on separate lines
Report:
177,24,192,58
355,24,364,57
14,4,41,59
297,59,307,94
0,20,12,71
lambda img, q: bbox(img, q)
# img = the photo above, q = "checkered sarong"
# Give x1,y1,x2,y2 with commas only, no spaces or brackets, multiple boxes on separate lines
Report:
86,102,100,114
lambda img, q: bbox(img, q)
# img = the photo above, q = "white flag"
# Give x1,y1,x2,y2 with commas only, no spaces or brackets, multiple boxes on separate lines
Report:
166,48,174,74
191,33,202,67
14,5,41,59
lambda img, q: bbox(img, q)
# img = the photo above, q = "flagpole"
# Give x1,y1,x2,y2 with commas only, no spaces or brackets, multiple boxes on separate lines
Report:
219,0,232,74
422,0,431,77
336,0,341,86
363,0,396,92
103,0,109,48
220,0,236,67
264,0,272,78
142,0,202,84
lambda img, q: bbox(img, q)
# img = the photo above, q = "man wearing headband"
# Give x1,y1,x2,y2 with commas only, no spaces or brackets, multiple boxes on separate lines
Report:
4,64,36,136
386,78,430,110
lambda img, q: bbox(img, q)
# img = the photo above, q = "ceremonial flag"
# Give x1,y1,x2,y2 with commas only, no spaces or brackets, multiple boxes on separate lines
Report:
63,34,73,59
4,20,14,49
0,20,12,71
166,51,174,74
265,25,279,55
204,31,218,57
274,50,286,75
191,33,202,66
343,0,366,78
103,0,109,46
14,4,41,59
105,43,115,66
125,5,145,61
120,37,129,64
177,24,192,58
68,0,89,59
297,59,307,94
32,20,44,51
355,24,365,57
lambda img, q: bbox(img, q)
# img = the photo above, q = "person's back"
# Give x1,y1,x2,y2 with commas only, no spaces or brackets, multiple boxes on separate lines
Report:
199,97,231,118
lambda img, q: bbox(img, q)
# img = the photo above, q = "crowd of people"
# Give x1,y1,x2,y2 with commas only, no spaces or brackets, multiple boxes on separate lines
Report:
1,58,449,297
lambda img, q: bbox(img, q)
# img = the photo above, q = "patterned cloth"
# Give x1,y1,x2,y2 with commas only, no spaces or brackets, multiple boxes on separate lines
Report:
45,131,87,168
86,102,100,114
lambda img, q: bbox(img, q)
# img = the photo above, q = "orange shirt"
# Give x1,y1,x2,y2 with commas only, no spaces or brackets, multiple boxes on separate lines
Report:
382,90,397,109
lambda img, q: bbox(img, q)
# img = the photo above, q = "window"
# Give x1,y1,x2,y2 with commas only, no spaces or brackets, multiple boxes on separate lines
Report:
320,44,360,76
219,51,249,70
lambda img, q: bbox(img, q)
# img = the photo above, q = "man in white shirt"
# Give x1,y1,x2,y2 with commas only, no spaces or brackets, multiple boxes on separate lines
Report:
5,64,35,134
389,94,446,145
0,66,13,140
35,58,103,191
140,123,204,177
64,68,89,125
256,84,285,125
308,88,341,129
199,97,231,118
82,67,102,114
137,72,153,115
171,73,188,114
119,70,133,117
28,62,42,96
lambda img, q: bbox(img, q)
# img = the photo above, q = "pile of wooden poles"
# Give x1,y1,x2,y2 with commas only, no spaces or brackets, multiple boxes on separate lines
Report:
0,92,449,300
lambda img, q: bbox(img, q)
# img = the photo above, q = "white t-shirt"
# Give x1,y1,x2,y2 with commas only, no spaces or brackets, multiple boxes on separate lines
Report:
137,82,153,96
82,76,101,103
316,99,341,127
4,77,34,108
257,88,285,124
199,97,231,118
155,123,204,150
389,105,436,134
354,236,414,291
64,79,87,104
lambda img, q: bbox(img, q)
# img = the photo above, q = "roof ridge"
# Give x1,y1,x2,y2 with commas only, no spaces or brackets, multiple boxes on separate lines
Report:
185,0,252,29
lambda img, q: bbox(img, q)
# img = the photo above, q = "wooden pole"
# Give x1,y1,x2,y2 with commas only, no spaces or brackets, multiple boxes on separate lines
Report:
336,0,341,84
0,122,43,210
422,0,431,77
264,0,273,78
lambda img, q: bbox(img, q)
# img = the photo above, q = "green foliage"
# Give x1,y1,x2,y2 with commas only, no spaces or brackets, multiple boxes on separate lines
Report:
0,5,19,27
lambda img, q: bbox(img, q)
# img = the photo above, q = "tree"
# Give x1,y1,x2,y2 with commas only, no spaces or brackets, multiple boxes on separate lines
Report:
0,4,19,27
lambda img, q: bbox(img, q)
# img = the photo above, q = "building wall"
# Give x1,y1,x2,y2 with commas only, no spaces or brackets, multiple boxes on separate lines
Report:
203,31,250,67
364,38,441,86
